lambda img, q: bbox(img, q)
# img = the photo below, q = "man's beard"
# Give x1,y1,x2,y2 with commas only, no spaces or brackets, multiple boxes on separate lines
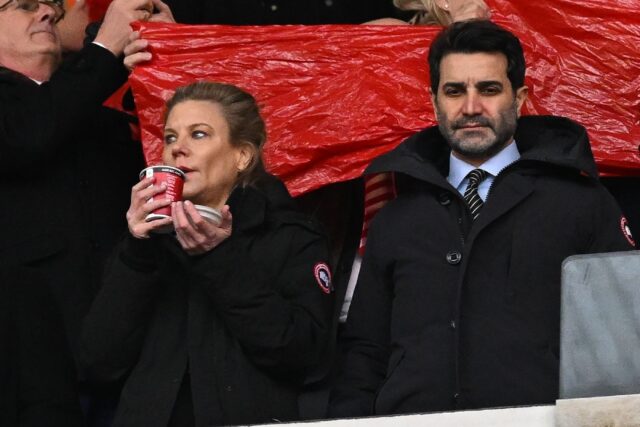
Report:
437,101,519,161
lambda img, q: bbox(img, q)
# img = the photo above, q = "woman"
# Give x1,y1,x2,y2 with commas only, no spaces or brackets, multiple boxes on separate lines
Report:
366,0,490,25
80,81,334,426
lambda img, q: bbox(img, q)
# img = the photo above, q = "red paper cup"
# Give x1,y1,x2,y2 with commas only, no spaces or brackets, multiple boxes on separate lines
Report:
139,165,185,223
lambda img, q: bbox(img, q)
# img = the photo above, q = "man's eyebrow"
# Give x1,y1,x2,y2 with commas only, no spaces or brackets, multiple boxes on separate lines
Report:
476,80,504,90
442,82,466,90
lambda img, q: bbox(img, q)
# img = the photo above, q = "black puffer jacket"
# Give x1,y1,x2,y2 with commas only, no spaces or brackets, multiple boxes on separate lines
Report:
81,175,334,426
330,116,635,417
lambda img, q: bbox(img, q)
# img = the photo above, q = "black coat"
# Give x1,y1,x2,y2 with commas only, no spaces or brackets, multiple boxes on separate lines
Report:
0,43,144,365
80,176,334,426
0,267,83,427
329,116,635,417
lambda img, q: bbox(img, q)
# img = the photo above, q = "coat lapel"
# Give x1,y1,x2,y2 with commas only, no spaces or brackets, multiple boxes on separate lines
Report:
469,172,535,240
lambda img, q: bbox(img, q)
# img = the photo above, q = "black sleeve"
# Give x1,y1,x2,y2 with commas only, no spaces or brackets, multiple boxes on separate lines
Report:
78,235,161,383
328,216,392,418
587,184,638,252
0,268,83,427
191,224,334,374
0,43,128,175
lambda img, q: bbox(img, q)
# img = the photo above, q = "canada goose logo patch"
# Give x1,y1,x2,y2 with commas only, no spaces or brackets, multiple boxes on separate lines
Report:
314,263,332,294
620,216,635,247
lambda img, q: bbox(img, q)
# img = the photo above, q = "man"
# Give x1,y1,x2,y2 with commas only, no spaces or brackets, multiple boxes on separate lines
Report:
0,0,170,424
329,20,636,417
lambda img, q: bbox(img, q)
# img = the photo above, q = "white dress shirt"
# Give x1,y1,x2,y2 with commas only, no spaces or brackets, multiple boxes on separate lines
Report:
447,141,521,202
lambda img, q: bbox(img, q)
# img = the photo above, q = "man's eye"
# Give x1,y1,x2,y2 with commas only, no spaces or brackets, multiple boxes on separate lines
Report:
444,88,462,97
482,86,501,95
164,134,176,144
17,0,38,11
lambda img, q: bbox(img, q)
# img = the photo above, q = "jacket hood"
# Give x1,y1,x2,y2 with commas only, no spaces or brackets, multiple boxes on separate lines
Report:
226,173,301,233
365,115,599,183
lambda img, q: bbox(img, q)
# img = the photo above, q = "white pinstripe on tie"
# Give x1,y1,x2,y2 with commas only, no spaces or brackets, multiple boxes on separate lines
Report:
463,169,488,220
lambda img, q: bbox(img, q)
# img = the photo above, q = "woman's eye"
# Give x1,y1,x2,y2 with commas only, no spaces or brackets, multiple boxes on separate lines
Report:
192,130,207,139
164,134,177,144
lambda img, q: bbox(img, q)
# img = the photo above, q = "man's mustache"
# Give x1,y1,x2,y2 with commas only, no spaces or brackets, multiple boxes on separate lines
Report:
452,116,493,129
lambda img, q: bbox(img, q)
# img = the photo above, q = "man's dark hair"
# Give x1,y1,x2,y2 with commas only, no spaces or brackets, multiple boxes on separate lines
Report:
428,20,526,95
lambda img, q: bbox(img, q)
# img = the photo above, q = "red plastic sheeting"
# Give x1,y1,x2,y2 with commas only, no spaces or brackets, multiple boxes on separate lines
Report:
127,1,640,196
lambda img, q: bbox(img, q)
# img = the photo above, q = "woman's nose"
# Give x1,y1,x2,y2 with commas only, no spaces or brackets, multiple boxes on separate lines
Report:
170,138,187,157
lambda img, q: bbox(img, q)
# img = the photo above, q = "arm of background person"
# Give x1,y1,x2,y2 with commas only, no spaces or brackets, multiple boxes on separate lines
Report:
365,0,489,25
0,43,128,174
0,0,156,175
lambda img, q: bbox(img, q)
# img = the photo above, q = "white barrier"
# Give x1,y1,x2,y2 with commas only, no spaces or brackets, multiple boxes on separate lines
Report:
251,394,640,427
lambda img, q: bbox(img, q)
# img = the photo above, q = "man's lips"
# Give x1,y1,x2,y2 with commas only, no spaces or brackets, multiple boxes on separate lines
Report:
32,26,56,36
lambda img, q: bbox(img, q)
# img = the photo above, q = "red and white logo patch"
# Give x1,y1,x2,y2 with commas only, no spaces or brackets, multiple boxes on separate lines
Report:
314,262,333,294
620,216,636,247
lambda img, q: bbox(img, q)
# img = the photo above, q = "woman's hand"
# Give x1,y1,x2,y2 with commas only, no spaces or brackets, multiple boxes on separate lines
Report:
172,201,233,256
126,177,173,239
447,0,490,22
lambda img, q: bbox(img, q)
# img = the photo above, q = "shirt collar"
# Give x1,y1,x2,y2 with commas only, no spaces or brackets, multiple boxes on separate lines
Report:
447,140,521,189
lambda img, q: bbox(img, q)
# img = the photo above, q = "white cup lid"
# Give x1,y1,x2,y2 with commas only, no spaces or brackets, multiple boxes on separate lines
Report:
194,204,222,225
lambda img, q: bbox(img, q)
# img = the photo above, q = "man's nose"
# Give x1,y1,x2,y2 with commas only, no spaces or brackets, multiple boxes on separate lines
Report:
461,92,483,116
37,2,57,23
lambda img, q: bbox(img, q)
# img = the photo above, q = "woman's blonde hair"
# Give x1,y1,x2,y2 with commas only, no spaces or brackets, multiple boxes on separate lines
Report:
393,0,451,26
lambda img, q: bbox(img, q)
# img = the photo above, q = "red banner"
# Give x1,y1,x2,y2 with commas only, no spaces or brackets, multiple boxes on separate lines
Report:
126,0,640,196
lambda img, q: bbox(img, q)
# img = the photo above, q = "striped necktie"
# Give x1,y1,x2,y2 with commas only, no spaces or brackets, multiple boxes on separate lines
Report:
463,169,488,220
358,172,396,256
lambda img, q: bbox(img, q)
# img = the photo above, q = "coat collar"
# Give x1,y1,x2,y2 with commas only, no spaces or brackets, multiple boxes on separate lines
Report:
225,174,296,234
365,115,599,187
0,66,37,86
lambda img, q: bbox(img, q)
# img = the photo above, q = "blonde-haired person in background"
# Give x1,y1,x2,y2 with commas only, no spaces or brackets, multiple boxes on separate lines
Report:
367,0,490,25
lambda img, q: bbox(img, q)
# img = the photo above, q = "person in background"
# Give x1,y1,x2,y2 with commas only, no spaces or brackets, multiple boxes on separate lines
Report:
0,0,172,425
368,0,489,25
329,20,635,418
80,81,334,426
58,0,90,52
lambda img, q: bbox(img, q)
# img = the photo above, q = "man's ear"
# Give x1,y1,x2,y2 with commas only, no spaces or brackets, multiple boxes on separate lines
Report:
515,86,529,117
430,89,440,117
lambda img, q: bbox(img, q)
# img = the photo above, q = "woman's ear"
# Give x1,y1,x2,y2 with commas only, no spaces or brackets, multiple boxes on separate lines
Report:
235,142,255,173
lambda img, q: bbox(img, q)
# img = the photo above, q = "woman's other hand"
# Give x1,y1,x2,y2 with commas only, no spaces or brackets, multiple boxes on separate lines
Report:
126,177,173,239
173,201,233,255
